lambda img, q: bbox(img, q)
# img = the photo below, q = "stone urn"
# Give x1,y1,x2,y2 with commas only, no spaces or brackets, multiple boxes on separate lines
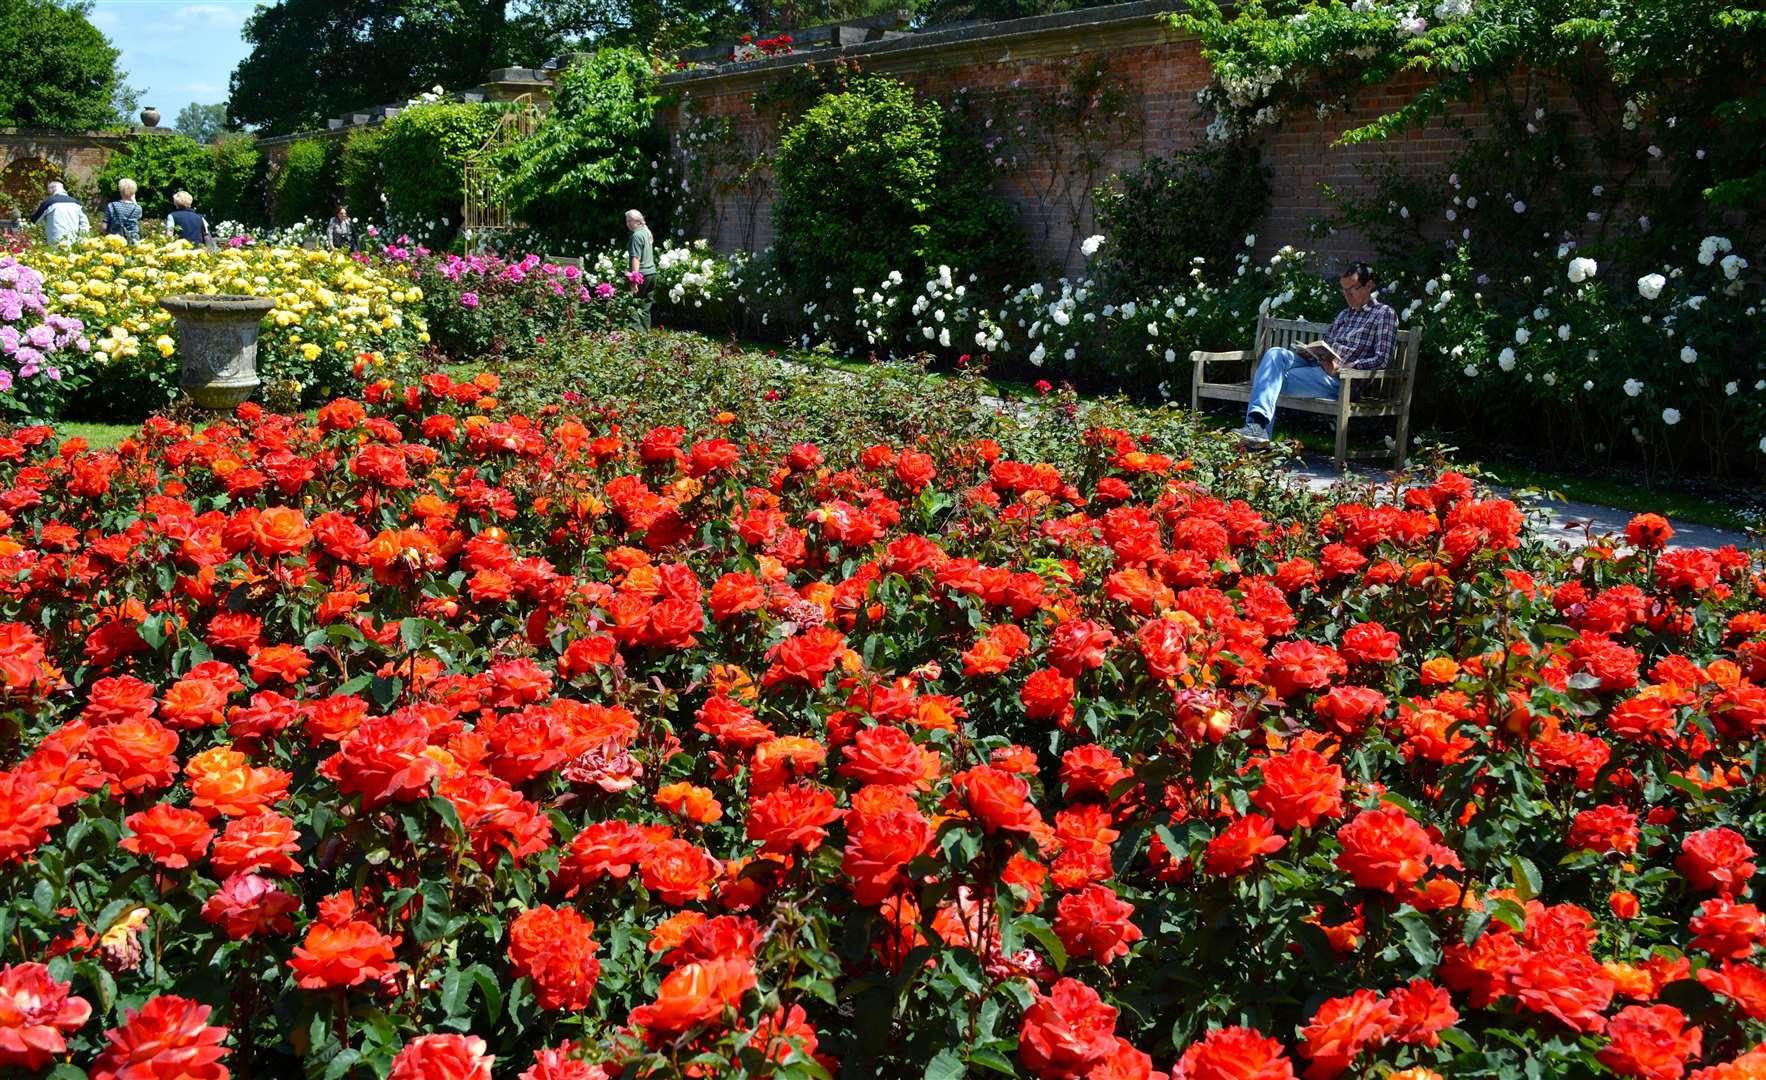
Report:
157,294,276,409
140,107,161,129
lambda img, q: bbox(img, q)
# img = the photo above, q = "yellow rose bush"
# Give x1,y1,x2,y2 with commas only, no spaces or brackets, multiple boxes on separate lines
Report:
19,235,428,418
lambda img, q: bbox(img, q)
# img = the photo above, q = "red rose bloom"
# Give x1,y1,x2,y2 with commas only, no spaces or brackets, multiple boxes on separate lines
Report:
1250,749,1345,830
1019,977,1119,1079
201,873,300,939
1334,804,1434,894
746,783,843,854
321,711,441,807
90,995,230,1080
289,919,401,989
1205,814,1287,876
1054,885,1143,966
1173,1025,1296,1080
0,962,92,1070
950,765,1045,836
1596,1005,1702,1080
509,905,601,1011
1267,641,1347,699
1678,828,1757,894
1021,667,1076,724
1299,990,1397,1080
389,1034,494,1080
121,803,215,869
842,809,933,905
628,957,757,1035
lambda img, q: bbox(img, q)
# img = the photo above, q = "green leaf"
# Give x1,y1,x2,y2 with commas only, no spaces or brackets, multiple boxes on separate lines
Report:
967,1048,1017,1075
924,1047,966,1080
414,881,452,943
1509,855,1543,902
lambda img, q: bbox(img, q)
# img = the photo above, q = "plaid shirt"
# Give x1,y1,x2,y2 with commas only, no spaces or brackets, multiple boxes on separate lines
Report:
1325,298,1398,370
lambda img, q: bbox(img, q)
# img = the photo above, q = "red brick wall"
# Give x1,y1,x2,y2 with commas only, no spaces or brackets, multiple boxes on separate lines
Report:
658,21,1511,277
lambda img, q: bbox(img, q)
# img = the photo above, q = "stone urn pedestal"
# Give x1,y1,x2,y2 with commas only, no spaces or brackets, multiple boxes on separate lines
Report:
157,294,277,409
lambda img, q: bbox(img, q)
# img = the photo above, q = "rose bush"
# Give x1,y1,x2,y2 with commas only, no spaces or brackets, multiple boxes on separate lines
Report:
378,248,639,363
0,353,1758,1077
16,236,427,419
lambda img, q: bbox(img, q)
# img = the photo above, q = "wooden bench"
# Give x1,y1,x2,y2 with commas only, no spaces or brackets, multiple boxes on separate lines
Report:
1189,315,1422,470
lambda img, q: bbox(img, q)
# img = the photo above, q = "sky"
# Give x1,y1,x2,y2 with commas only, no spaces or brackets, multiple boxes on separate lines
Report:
87,1,258,129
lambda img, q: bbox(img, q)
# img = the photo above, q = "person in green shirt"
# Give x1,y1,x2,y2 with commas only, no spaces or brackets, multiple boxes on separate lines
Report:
625,209,657,331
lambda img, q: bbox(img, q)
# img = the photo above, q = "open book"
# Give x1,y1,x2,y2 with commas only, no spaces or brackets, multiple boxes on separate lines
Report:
1296,339,1343,366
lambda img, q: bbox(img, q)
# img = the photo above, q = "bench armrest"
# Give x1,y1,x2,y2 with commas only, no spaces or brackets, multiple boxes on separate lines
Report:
1190,349,1252,366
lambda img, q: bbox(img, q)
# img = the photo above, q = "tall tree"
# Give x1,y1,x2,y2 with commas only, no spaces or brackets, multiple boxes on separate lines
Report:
175,102,229,144
0,0,128,131
227,0,569,135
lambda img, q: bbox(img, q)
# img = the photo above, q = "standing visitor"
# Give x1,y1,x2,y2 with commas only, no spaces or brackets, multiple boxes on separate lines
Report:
326,204,359,252
165,191,212,248
103,178,143,243
625,209,656,331
29,182,89,245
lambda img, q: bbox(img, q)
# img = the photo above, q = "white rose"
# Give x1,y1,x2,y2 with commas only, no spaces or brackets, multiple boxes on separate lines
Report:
1721,254,1748,280
1637,273,1665,300
1567,256,1597,283
1624,378,1643,397
1662,408,1681,425
1557,325,1572,341
1514,327,1530,345
1497,348,1516,371
1463,364,1478,377
1080,235,1105,257
1681,346,1698,364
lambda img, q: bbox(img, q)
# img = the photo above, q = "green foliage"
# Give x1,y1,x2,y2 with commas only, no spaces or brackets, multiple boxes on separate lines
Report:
774,76,1025,308
1170,0,1766,226
226,0,573,135
505,47,663,251
173,102,229,144
0,0,127,131
377,101,503,246
207,133,265,226
1093,143,1270,297
270,139,339,226
95,132,216,215
338,127,386,222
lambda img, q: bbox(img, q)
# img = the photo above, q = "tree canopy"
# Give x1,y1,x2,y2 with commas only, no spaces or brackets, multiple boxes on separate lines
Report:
227,0,570,135
0,0,129,131
174,103,229,144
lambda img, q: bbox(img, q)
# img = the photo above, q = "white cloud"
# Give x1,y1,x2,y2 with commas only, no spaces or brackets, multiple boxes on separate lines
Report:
173,4,249,25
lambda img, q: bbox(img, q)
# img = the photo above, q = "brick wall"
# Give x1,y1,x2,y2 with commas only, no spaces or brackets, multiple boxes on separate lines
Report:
657,1,1512,277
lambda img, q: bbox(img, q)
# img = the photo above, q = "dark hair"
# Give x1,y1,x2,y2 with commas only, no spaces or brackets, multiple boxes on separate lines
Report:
1339,260,1376,286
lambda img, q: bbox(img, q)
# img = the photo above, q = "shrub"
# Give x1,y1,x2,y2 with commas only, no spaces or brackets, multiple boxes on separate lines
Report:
382,248,639,361
1092,143,1270,297
505,47,662,252
774,75,1026,308
338,126,385,223
378,101,503,247
94,131,215,216
269,138,338,227
207,133,266,227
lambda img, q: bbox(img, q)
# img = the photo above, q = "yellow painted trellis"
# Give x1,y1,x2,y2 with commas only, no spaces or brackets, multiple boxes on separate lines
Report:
462,95,541,242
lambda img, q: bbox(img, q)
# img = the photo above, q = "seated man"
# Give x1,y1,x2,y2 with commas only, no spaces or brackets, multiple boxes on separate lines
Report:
1237,260,1397,443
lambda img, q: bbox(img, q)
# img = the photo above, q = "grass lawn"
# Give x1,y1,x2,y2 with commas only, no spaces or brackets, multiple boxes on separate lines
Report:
57,421,136,451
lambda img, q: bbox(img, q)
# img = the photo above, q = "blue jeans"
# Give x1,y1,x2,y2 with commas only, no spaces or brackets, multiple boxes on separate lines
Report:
1246,347,1340,434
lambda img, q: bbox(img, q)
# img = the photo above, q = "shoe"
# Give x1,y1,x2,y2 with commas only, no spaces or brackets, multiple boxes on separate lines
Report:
1235,422,1271,445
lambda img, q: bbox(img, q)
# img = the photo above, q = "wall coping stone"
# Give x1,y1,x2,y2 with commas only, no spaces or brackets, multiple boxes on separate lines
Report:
661,0,1188,91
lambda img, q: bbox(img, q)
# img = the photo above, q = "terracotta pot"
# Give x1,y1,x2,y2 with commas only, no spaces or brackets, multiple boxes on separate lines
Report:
156,294,277,409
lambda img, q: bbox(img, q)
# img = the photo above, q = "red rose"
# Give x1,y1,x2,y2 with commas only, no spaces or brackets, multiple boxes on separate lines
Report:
0,962,91,1070
91,995,230,1080
1054,885,1142,966
1020,977,1119,1078
1249,749,1345,830
842,810,933,905
746,783,843,854
1334,804,1434,894
389,1034,494,1080
1173,1025,1296,1080
509,905,601,1011
1596,1005,1701,1080
949,765,1044,836
1204,814,1287,876
1678,827,1757,894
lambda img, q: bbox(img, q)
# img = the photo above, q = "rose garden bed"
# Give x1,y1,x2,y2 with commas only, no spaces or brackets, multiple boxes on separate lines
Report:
0,338,1759,1080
